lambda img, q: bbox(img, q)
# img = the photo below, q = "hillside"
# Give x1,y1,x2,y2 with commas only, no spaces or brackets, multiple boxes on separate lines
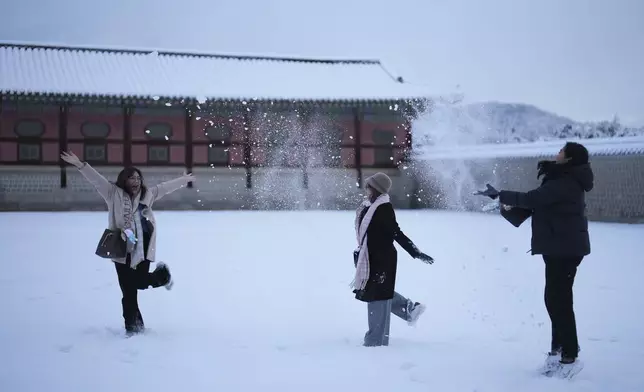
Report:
411,101,644,147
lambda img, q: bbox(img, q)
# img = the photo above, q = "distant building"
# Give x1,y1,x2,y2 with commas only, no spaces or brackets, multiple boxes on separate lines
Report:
0,42,429,210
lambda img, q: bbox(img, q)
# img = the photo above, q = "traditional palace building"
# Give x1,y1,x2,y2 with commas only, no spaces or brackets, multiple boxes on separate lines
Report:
0,42,429,210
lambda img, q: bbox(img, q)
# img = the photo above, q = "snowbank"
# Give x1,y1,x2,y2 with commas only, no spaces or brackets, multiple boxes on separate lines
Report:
417,136,644,161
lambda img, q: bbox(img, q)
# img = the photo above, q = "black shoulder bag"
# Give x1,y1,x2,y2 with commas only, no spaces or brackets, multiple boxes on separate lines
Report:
95,229,127,259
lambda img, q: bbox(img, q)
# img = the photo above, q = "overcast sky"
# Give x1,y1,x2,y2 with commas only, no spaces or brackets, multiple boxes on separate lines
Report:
1,0,642,125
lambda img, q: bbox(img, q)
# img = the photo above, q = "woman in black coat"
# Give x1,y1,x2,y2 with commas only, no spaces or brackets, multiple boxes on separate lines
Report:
352,172,435,347
476,142,593,365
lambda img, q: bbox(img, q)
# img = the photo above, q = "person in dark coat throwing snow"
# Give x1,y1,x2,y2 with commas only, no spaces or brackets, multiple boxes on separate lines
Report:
352,172,435,347
475,142,593,365
61,151,195,336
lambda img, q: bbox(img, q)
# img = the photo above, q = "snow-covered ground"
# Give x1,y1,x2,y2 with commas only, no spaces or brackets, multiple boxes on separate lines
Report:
1,210,642,392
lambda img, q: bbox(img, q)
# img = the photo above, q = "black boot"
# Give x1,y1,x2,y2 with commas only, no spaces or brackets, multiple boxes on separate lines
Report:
123,299,145,335
152,262,173,290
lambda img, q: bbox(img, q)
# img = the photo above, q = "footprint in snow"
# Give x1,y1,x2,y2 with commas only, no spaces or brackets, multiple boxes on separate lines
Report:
400,362,416,371
58,344,73,353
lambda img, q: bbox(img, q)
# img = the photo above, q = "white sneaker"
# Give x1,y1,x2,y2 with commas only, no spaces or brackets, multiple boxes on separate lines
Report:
407,302,426,326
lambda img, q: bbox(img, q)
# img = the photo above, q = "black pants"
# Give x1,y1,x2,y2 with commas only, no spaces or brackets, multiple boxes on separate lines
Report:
114,257,163,333
543,255,583,358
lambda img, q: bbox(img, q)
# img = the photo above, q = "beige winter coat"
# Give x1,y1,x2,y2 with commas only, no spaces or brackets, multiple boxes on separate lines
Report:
78,163,189,268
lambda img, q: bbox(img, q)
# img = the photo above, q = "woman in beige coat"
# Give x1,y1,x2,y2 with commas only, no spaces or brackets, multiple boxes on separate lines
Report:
61,151,195,336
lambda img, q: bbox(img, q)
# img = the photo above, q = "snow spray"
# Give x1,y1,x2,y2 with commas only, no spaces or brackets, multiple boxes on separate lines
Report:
408,96,501,211
249,107,357,210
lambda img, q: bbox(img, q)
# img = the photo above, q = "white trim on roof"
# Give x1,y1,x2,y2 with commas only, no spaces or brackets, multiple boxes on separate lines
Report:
417,136,644,160
0,42,430,102
0,40,383,64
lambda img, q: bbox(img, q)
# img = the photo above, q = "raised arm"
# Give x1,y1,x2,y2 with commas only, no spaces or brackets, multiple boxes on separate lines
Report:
149,171,196,202
61,151,114,202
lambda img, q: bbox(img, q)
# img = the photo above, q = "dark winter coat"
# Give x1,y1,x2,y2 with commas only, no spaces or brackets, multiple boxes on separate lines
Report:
354,202,420,302
499,163,594,257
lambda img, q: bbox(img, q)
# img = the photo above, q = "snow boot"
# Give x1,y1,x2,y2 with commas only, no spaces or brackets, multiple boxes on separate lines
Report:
153,262,173,290
125,317,145,337
407,302,426,326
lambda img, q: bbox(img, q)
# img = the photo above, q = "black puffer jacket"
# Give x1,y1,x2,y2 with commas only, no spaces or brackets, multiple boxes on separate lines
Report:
499,163,594,257
354,203,420,302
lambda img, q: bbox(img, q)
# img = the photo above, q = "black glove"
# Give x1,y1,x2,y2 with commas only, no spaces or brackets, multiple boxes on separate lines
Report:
474,183,499,200
417,252,434,264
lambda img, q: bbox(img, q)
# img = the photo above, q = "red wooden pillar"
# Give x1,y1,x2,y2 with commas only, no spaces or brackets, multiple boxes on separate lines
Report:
242,104,253,189
300,105,311,190
185,105,193,187
403,117,412,164
58,103,69,188
123,104,132,166
352,106,363,188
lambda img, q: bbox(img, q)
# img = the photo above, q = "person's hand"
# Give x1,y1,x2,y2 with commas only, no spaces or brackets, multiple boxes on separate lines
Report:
474,183,499,200
181,171,196,183
60,151,83,168
417,252,434,264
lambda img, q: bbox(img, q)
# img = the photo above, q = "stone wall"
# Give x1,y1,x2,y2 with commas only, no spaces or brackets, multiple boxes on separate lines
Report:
2,154,642,223
0,165,417,211
411,154,644,223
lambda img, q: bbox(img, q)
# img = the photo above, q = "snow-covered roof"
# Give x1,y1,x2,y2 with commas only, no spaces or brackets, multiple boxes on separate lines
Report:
417,136,644,160
0,42,430,102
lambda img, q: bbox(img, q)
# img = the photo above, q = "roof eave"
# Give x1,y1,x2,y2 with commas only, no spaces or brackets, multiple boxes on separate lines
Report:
0,40,383,65
1,91,430,108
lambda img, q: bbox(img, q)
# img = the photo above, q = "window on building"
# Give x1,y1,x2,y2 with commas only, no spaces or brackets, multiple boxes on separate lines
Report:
321,127,344,167
14,120,45,163
84,144,107,163
372,129,396,166
18,144,41,162
208,146,229,165
14,120,45,137
81,122,110,138
144,123,173,140
145,123,172,163
265,127,289,146
205,124,232,142
81,122,110,163
148,146,170,163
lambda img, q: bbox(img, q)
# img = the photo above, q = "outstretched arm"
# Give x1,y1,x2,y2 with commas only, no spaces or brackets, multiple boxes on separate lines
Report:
394,228,422,258
61,151,114,202
150,171,196,202
380,203,433,263
499,179,566,209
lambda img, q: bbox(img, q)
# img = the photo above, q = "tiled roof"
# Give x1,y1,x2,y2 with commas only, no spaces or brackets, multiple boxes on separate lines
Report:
417,136,644,160
0,42,430,102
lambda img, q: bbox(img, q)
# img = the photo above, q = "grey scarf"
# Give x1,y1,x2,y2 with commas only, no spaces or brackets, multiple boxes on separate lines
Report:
123,194,145,269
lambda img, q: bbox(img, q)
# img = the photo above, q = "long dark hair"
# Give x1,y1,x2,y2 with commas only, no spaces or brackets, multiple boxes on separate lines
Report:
563,142,589,166
537,142,590,180
115,166,147,198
